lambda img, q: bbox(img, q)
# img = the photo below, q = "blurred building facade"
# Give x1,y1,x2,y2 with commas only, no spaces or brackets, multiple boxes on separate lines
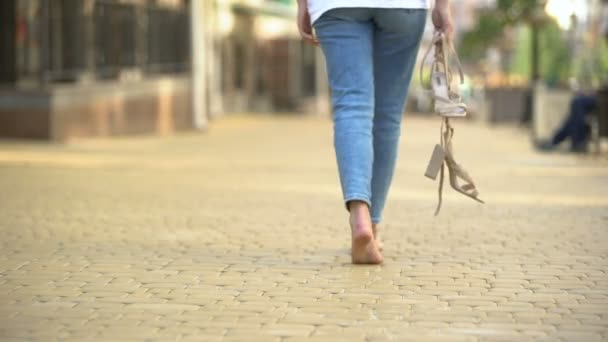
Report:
0,0,328,141
212,0,328,114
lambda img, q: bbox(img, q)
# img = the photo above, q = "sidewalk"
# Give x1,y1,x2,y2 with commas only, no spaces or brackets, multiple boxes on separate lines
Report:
1,115,607,341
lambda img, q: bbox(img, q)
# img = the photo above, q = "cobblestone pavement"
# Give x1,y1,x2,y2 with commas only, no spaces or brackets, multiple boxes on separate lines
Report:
1,115,607,341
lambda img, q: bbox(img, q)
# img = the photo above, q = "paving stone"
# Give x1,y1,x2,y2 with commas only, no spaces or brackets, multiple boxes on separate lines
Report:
1,115,607,340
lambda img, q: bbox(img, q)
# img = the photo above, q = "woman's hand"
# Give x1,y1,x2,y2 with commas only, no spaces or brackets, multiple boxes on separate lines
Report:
297,0,319,45
432,0,454,41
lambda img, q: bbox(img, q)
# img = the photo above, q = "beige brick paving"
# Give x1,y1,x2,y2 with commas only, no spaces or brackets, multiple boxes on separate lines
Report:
1,115,607,341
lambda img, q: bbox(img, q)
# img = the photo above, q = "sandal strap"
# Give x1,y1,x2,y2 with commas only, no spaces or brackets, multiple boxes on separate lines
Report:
434,94,466,106
434,118,483,216
419,32,443,89
420,32,465,90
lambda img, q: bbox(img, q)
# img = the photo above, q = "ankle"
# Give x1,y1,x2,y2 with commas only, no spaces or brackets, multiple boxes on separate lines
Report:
348,201,371,232
348,200,369,214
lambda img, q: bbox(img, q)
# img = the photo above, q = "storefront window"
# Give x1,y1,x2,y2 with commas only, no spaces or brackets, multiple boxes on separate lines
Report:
16,0,43,85
94,1,137,79
5,0,190,87
146,5,190,74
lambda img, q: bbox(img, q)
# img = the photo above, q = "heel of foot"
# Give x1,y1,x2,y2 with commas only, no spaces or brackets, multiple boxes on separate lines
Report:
352,231,372,246
351,235,383,265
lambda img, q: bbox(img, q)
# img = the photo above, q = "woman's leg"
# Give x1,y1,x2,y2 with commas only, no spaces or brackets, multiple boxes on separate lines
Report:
315,9,382,264
315,9,375,209
370,9,427,225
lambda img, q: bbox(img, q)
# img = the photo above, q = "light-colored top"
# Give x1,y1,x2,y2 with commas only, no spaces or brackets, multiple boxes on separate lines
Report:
308,0,431,24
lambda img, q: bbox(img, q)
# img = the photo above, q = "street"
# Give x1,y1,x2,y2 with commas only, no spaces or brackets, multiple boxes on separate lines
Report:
1,114,607,341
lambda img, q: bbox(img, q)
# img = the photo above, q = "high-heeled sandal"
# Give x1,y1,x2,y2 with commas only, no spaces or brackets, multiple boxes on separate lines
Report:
420,31,467,118
421,32,484,215
437,119,484,214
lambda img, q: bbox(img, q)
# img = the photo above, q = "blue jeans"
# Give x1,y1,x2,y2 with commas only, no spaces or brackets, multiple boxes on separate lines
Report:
552,94,597,151
314,8,427,223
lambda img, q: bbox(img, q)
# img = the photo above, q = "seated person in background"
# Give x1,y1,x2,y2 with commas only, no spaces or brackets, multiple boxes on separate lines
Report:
539,29,608,152
538,92,598,152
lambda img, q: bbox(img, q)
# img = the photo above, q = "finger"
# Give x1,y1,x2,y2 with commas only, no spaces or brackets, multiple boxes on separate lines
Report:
433,23,446,33
434,23,451,38
300,32,318,45
300,31,312,40
431,10,442,28
444,25,454,42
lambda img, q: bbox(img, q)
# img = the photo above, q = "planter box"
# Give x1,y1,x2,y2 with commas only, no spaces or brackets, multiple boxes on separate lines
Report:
483,87,530,124
0,77,194,141
532,84,572,142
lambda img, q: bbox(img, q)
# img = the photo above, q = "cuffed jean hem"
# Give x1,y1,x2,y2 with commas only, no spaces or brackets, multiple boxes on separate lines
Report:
344,195,371,211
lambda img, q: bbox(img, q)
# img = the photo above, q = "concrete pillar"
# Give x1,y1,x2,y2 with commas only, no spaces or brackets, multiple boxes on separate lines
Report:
206,1,224,118
190,0,208,129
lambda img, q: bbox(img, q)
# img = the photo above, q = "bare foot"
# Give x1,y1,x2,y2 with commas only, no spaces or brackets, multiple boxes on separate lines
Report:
349,201,383,264
372,224,384,251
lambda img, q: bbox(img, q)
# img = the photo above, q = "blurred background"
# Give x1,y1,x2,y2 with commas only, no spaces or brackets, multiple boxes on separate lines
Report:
0,0,607,150
1,4,608,340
